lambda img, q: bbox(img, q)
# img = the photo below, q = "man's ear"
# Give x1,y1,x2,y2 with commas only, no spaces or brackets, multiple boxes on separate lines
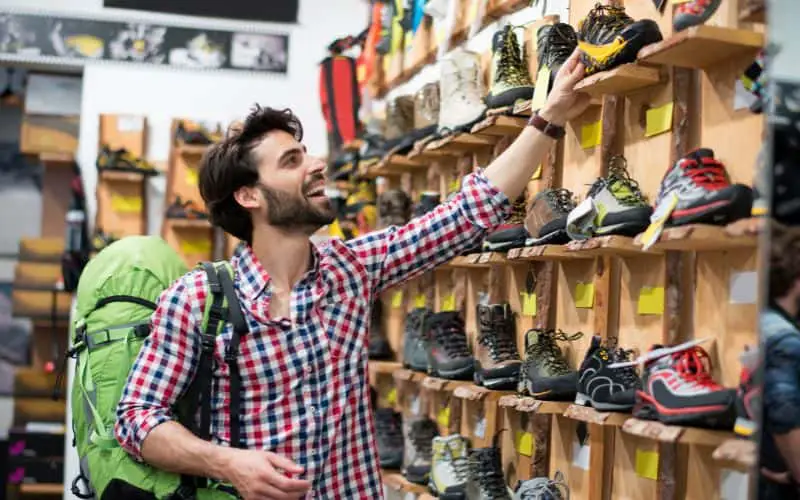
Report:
233,185,261,210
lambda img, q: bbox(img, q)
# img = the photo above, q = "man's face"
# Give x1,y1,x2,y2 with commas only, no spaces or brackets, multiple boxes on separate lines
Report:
242,130,335,233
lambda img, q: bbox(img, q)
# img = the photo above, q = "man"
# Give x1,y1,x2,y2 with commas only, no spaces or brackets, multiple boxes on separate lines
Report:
115,51,591,499
761,223,800,499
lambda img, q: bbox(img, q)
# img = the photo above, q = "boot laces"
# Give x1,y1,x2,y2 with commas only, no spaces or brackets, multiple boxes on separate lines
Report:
436,316,472,357
525,329,582,375
471,449,507,496
611,346,641,388
377,412,403,443
668,346,721,391
546,188,576,215
582,3,632,38
411,420,438,459
508,195,528,225
589,156,645,206
545,24,577,67
679,156,730,191
496,28,529,87
480,316,518,361
442,440,470,483
520,471,569,500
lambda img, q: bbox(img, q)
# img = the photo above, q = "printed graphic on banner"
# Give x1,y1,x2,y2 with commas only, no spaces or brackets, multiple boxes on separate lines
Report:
230,33,289,72
166,27,229,69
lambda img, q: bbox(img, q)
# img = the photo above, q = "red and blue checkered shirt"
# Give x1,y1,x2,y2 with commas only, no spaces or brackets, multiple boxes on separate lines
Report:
115,171,511,498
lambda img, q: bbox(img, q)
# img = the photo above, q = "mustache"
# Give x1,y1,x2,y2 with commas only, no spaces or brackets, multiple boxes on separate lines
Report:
303,174,326,194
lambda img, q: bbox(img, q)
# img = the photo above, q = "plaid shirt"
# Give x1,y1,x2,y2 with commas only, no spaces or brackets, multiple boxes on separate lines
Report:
115,171,511,498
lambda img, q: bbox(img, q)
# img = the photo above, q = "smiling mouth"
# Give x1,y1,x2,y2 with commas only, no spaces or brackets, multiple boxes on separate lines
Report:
306,188,326,198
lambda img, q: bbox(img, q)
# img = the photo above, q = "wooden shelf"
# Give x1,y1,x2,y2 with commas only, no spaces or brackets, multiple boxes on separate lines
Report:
12,289,72,319
420,376,474,392
393,368,426,383
39,152,74,165
369,361,402,375
574,64,662,97
383,472,429,494
471,115,528,137
166,218,211,229
640,220,761,252
712,438,756,468
371,154,425,176
739,4,765,23
507,245,590,261
424,133,496,155
563,404,631,426
498,395,572,414
19,238,63,263
622,418,736,446
19,483,63,495
14,262,61,289
637,26,764,70
446,252,507,268
99,170,149,183
513,100,533,117
564,235,662,258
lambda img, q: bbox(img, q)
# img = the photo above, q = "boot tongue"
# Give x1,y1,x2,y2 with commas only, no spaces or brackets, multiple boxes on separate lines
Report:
687,148,715,161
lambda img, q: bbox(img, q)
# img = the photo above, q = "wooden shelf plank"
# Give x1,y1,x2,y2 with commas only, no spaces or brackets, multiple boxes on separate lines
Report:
425,133,496,155
513,100,533,117
471,115,528,137
574,64,662,97
739,4,765,23
39,152,74,164
640,219,761,252
371,154,425,176
14,262,61,289
420,376,473,392
563,404,630,426
621,417,734,446
507,245,589,261
446,252,506,268
99,170,150,183
383,472,429,494
637,26,764,70
498,394,572,414
369,361,402,375
392,368,425,383
19,239,63,263
712,438,756,469
564,236,662,258
19,483,63,495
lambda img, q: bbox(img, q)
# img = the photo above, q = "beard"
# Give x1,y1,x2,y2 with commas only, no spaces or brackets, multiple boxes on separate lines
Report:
258,178,336,232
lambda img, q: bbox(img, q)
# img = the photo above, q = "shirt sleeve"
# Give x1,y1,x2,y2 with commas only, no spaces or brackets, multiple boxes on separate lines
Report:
346,170,511,295
115,271,204,460
764,332,800,435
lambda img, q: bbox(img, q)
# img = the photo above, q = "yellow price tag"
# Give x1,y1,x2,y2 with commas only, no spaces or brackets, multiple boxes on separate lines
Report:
637,287,665,315
466,0,478,23
391,290,404,309
580,120,602,149
110,194,142,214
437,406,451,427
531,164,542,180
515,430,534,457
671,0,692,4
575,283,595,309
635,448,659,480
531,66,552,109
640,192,679,251
521,292,537,316
645,102,674,138
414,294,427,308
186,168,199,187
386,387,398,406
442,294,456,312
436,26,447,45
449,178,461,193
180,238,211,255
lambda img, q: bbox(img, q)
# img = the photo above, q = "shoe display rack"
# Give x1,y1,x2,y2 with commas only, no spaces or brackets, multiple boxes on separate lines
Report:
359,0,765,499
94,114,152,241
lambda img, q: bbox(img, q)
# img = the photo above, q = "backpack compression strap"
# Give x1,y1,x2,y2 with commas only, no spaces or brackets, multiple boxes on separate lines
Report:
217,265,247,450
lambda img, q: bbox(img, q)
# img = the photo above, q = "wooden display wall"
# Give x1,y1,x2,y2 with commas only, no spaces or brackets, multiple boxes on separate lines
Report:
370,0,763,498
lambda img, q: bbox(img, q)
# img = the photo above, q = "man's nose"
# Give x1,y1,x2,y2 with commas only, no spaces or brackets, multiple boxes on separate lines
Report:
307,155,326,177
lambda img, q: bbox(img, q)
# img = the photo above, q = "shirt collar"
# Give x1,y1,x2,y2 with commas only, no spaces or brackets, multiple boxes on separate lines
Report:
232,241,320,301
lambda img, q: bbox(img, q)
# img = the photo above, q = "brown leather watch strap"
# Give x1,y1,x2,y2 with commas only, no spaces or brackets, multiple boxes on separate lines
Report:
528,110,566,139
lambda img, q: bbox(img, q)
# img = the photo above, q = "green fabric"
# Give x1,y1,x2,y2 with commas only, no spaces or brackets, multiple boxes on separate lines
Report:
70,236,236,500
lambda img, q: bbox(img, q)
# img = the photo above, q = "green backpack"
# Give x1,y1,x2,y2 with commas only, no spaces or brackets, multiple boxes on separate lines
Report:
68,236,247,500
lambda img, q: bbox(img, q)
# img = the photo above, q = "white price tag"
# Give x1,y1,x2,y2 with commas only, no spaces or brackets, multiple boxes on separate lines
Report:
117,115,144,132
572,440,591,470
410,396,421,416
720,469,749,500
474,415,486,439
729,271,758,305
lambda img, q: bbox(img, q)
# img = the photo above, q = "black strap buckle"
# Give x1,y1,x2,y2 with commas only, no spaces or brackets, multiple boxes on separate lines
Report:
224,344,239,363
209,303,227,323
199,334,216,353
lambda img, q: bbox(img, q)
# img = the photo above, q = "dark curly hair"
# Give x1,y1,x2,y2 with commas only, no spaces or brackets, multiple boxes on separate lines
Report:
770,222,800,300
198,106,303,244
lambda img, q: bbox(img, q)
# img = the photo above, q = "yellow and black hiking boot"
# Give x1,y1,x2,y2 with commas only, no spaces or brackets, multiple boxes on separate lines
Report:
176,120,221,145
485,25,534,110
96,145,158,176
577,3,662,76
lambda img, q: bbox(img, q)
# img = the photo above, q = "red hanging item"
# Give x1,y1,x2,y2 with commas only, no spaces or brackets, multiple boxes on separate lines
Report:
319,54,361,155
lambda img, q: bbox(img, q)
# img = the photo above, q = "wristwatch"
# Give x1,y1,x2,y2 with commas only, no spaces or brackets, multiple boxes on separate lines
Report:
528,110,566,139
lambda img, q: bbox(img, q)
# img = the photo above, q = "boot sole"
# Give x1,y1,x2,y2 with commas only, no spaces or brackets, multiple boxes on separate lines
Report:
575,392,634,412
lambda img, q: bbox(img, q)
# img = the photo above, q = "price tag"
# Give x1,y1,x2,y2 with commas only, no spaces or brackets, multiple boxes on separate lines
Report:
437,407,451,427
391,290,404,309
515,430,534,456
572,440,591,470
575,283,595,309
521,292,537,316
635,448,659,480
386,387,397,406
442,294,456,312
110,194,142,213
637,287,665,315
186,168,199,187
117,115,144,132
645,102,674,138
474,414,486,439
531,163,542,180
580,120,602,149
532,66,552,109
640,192,679,251
180,238,211,255
414,294,427,308
449,178,461,193
410,395,421,415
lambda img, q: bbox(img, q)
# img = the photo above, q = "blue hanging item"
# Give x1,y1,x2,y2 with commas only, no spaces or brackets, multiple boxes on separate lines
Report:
411,0,426,33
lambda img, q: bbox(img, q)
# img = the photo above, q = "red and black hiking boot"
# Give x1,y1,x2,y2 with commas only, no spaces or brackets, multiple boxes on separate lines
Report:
734,346,761,437
674,0,723,32
654,148,753,228
634,344,736,429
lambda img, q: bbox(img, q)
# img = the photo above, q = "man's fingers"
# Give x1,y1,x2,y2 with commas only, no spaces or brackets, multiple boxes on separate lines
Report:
562,59,587,89
266,452,306,474
270,472,312,493
559,48,582,76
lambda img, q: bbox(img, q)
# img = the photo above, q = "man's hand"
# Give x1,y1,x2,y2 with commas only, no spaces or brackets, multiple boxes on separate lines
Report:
223,449,312,500
539,49,592,126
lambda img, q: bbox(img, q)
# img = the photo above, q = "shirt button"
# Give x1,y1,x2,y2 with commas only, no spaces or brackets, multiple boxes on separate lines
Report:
309,406,317,415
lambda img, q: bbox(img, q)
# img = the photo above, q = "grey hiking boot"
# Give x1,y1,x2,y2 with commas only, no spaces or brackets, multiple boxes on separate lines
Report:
514,471,569,500
385,95,415,143
378,189,412,228
375,407,404,468
475,303,521,390
536,23,577,93
519,329,582,401
403,418,439,485
369,300,393,360
426,312,475,380
467,436,513,500
414,81,441,132
525,188,576,246
403,308,432,372
430,434,470,499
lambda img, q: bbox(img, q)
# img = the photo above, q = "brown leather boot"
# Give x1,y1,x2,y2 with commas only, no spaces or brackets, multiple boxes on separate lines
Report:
474,303,521,390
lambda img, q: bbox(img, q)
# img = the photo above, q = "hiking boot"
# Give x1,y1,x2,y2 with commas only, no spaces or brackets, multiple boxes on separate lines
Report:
484,194,529,251
175,120,221,145
467,438,513,500
92,229,118,252
361,133,389,161
634,344,736,428
674,0,723,32
378,189,412,228
485,25,535,110
734,346,761,437
413,192,441,218
475,304,521,390
430,434,470,499
369,300,393,360
566,156,652,241
403,418,439,484
576,336,640,411
654,149,753,228
96,146,158,176
519,329,582,401
166,197,208,220
742,50,767,114
537,23,578,93
514,471,569,500
403,308,432,372
577,3,662,76
414,82,441,134
525,188,575,246
426,312,475,380
385,95,415,144
438,49,487,135
375,408,404,468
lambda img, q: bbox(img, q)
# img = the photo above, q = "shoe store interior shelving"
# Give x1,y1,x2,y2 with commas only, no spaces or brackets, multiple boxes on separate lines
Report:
354,0,765,498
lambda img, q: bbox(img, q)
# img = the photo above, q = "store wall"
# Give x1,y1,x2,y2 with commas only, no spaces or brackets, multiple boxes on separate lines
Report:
0,0,369,234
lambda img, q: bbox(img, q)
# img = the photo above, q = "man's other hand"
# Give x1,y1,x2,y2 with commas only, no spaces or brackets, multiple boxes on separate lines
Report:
223,449,312,500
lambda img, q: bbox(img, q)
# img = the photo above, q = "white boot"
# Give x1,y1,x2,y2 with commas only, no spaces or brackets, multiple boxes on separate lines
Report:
438,48,487,135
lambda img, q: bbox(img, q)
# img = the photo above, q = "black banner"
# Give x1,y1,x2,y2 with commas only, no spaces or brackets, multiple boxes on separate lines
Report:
0,12,289,74
104,0,299,25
